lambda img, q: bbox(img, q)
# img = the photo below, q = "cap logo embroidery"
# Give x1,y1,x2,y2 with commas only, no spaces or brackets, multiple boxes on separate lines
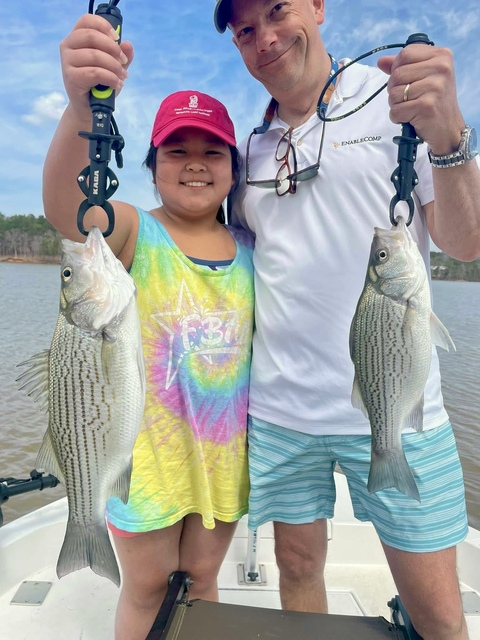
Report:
173,101,213,119
151,91,235,146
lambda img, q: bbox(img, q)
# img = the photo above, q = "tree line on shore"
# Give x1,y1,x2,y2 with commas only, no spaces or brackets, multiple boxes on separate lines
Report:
1,213,480,280
0,213,61,263
430,251,480,282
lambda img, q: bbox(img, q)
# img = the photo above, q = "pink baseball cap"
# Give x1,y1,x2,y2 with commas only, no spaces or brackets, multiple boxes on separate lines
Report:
150,90,236,147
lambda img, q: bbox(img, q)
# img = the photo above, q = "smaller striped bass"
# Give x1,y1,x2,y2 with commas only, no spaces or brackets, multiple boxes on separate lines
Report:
18,226,145,585
349,216,455,502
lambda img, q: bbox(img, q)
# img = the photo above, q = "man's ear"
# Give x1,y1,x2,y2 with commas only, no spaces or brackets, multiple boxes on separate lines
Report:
313,0,326,26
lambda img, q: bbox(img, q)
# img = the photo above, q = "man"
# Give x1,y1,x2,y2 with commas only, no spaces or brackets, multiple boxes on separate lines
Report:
213,1,480,639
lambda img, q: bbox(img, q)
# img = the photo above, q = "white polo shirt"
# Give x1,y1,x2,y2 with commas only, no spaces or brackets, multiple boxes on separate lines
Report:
231,61,450,435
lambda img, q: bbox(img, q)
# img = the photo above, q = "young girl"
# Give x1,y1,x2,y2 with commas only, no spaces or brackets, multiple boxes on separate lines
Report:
43,14,253,640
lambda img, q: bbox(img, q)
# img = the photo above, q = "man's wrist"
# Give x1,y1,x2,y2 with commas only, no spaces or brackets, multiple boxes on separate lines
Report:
428,125,478,169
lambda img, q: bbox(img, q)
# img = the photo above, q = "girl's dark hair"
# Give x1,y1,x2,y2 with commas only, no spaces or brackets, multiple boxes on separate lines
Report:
143,143,241,224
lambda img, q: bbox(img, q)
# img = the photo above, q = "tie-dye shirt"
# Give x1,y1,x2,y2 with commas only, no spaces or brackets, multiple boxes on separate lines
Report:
106,208,254,531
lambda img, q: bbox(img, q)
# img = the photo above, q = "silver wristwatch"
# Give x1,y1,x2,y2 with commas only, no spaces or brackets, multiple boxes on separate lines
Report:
428,125,478,168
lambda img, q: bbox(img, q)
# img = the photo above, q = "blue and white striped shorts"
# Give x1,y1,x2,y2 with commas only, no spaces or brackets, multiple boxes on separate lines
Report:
247,416,468,552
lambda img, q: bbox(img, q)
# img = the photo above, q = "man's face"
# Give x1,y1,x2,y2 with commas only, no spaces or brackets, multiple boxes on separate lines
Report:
229,0,325,94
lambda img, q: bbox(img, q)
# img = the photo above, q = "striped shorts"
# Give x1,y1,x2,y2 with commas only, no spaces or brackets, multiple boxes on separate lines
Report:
247,417,468,552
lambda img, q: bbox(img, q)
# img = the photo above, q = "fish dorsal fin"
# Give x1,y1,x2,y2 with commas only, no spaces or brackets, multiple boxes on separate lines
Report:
36,427,65,484
404,396,424,433
351,376,369,418
16,350,50,413
430,312,456,352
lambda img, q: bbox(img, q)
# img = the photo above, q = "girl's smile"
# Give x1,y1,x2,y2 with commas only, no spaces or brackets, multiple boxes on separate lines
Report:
182,181,211,187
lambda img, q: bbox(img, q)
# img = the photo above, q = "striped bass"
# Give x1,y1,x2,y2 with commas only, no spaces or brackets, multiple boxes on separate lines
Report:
349,216,455,502
18,226,145,585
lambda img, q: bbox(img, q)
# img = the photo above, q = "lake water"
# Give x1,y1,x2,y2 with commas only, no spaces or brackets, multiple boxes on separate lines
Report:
0,263,479,529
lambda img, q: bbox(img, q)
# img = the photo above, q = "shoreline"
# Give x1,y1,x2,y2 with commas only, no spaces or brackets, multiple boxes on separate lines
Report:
1,258,479,283
0,257,60,265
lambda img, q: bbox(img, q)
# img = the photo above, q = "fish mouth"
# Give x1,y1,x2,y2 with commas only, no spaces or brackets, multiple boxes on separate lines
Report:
376,272,424,301
61,286,98,322
374,227,406,242
378,271,411,281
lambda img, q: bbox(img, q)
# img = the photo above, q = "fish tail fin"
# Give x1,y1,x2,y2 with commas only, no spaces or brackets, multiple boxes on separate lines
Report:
57,521,121,587
368,450,421,502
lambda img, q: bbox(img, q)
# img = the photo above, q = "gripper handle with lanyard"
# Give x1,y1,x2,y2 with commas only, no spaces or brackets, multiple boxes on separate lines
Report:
77,1,125,238
389,33,434,226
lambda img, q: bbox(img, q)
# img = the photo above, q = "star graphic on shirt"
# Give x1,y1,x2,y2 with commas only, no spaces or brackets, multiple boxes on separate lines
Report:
151,279,243,390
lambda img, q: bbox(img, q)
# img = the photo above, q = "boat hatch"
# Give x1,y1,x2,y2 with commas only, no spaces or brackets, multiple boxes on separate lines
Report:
463,591,480,615
10,581,52,606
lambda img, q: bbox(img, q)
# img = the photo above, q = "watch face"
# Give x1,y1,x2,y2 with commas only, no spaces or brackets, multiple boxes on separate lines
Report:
467,127,478,159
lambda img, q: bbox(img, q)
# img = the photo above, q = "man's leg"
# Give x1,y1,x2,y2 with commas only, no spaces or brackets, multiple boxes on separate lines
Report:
383,543,468,640
247,417,336,612
274,519,329,612
332,422,469,638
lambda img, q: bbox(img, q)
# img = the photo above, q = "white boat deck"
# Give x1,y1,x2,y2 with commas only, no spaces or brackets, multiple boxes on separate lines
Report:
1,474,480,639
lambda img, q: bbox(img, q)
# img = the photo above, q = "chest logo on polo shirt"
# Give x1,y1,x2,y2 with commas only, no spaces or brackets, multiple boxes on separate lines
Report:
333,135,382,149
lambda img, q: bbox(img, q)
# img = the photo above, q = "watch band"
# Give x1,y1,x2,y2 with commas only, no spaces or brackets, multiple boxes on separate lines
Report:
428,149,466,168
429,125,477,169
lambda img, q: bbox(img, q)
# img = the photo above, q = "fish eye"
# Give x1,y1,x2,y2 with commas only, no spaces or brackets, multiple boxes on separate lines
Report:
375,249,389,262
62,267,73,281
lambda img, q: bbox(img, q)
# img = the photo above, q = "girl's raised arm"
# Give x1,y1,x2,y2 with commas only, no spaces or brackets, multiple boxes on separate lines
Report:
43,13,135,258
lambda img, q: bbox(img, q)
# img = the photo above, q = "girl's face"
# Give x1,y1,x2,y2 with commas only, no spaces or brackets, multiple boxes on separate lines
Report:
154,127,234,221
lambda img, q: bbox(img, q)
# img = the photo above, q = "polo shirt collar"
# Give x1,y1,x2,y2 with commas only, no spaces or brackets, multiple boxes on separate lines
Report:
255,60,371,135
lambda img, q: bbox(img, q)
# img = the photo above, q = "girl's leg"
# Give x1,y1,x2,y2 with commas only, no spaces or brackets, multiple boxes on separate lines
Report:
113,521,183,640
179,514,238,601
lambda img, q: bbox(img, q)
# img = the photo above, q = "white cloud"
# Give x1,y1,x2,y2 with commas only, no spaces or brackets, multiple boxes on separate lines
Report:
442,9,480,40
349,18,420,46
22,92,67,126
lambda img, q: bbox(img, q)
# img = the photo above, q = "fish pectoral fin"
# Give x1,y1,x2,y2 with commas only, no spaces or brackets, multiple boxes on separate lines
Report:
35,428,65,484
351,376,368,418
16,350,50,413
404,397,424,433
100,340,116,384
348,313,358,362
111,460,133,504
430,312,456,352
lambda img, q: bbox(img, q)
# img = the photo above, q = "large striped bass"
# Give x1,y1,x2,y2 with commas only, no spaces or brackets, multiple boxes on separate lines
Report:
349,216,454,502
18,226,145,585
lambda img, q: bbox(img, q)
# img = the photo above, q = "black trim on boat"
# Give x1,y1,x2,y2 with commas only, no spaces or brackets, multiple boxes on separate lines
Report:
0,470,59,527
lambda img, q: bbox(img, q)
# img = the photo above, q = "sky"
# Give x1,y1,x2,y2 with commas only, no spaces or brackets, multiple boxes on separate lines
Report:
1,0,479,219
